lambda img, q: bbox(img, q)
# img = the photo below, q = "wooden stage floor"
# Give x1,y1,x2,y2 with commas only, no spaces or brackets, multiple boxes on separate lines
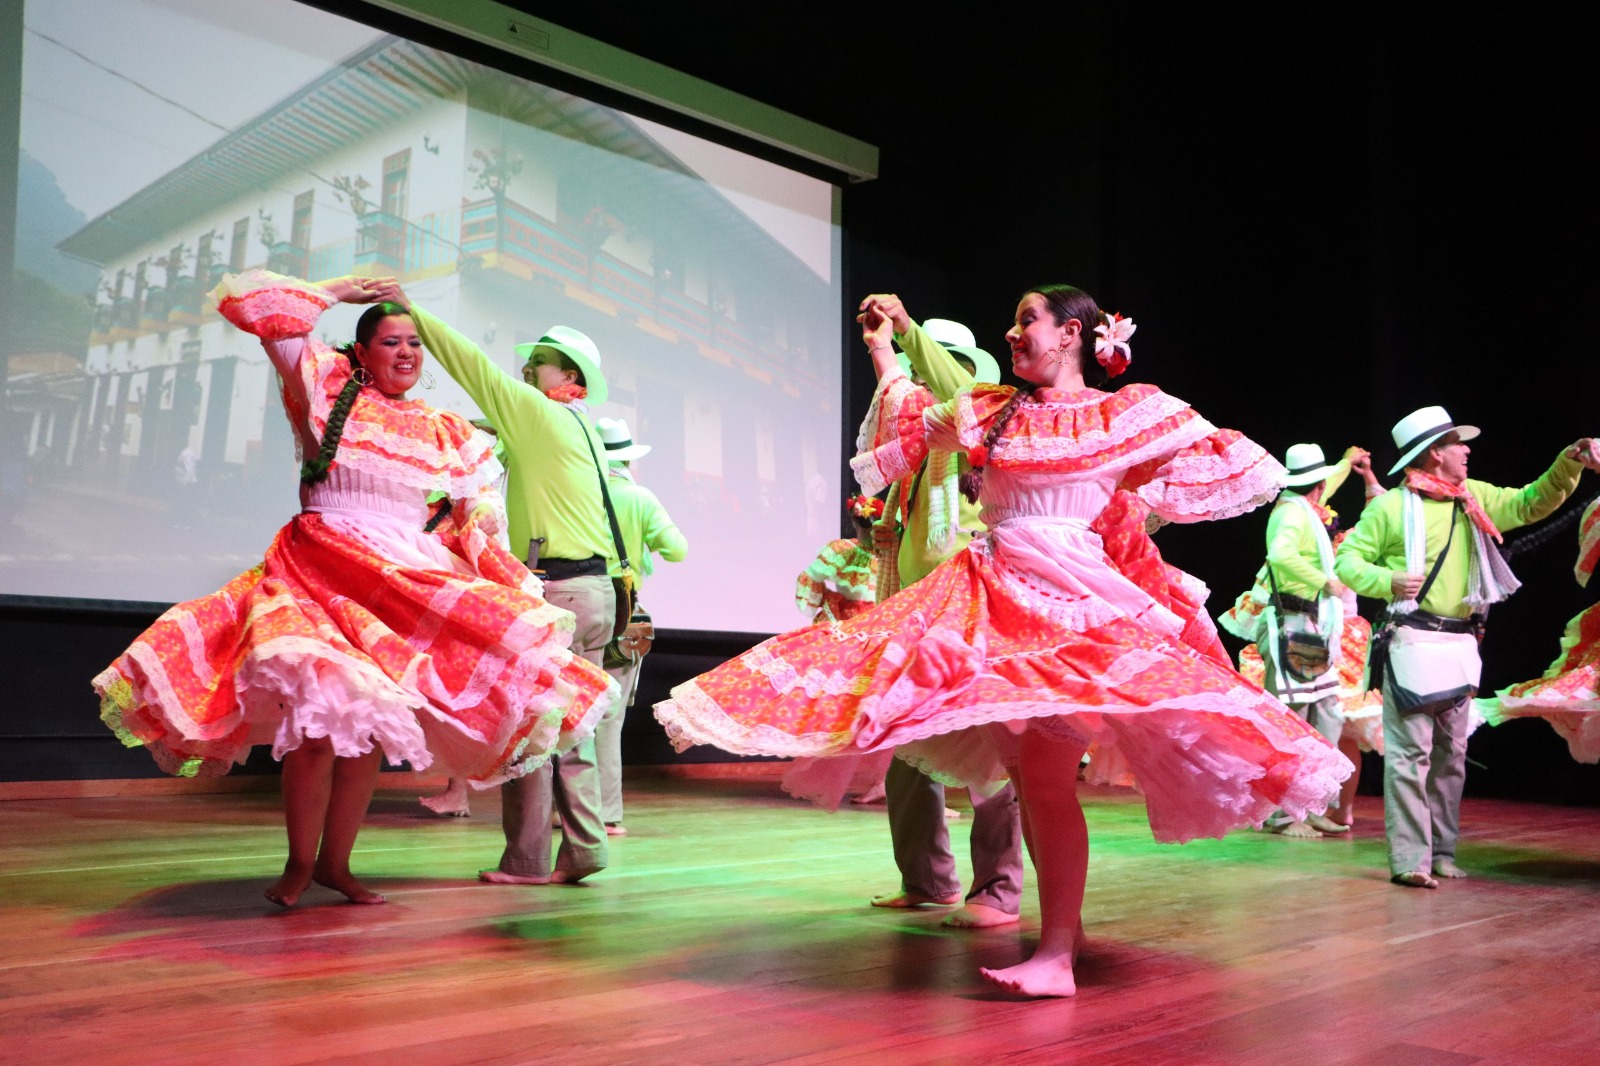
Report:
3,775,1599,1065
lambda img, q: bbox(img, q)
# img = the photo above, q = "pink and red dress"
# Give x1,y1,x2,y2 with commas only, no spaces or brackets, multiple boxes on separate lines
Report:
93,274,614,786
1481,498,1600,762
655,383,1352,842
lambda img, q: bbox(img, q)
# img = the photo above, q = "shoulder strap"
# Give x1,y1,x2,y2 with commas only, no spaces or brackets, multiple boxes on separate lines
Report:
560,404,631,576
1415,499,1460,606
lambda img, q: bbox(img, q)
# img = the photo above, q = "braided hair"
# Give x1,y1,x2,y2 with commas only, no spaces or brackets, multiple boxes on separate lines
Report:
300,301,410,485
959,284,1108,504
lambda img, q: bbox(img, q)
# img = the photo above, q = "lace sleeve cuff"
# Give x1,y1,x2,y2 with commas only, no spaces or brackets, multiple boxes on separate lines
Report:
211,269,335,339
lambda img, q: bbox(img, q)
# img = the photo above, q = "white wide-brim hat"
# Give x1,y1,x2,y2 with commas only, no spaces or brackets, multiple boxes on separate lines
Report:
895,317,1002,385
595,416,650,462
1283,442,1337,488
1388,405,1479,475
515,325,607,406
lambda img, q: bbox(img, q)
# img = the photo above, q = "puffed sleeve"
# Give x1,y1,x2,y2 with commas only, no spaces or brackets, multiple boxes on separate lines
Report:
210,269,335,339
850,374,939,496
1121,407,1286,524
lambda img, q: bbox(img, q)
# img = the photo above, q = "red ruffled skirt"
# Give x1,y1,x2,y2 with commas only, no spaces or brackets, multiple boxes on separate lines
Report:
94,510,613,786
1483,601,1600,763
656,517,1351,843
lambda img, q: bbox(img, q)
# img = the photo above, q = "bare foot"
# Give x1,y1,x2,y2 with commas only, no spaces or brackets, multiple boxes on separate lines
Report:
605,823,628,837
1432,860,1469,879
944,807,962,820
1270,820,1322,839
479,868,553,885
850,782,888,805
312,864,386,904
1391,870,1439,889
870,888,961,909
942,903,1020,929
980,948,1078,998
420,779,471,817
550,867,601,884
264,863,313,908
1306,813,1351,835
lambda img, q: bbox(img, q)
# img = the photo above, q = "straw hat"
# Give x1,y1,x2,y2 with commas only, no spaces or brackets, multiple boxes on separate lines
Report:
1388,405,1478,475
895,317,1001,385
596,417,650,462
1283,442,1337,488
515,326,607,405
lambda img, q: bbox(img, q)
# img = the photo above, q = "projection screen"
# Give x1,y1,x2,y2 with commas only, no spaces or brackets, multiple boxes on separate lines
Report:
1,0,848,635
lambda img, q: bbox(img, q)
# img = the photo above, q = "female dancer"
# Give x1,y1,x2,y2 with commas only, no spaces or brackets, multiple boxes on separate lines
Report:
1481,497,1600,761
656,285,1351,997
94,271,614,907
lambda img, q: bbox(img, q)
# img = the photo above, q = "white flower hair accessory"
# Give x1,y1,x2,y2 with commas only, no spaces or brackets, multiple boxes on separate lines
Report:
1094,312,1136,377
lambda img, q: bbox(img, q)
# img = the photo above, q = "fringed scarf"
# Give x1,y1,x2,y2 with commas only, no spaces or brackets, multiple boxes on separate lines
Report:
1399,469,1520,613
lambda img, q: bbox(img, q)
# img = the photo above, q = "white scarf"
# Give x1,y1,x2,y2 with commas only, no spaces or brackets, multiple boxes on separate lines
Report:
1397,489,1520,615
1261,495,1343,696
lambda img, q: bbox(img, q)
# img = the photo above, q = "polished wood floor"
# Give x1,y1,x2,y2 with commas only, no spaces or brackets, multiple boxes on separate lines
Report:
3,774,1599,1065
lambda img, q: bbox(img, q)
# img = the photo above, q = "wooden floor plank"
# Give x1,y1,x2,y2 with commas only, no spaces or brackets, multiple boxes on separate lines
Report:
3,778,1599,1064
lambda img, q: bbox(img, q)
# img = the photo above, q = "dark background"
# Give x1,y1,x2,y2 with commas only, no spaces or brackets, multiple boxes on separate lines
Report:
6,1,1598,803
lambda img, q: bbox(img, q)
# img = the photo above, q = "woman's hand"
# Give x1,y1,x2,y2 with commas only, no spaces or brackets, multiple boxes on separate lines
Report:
320,275,383,304
860,305,894,353
368,278,412,310
857,294,913,335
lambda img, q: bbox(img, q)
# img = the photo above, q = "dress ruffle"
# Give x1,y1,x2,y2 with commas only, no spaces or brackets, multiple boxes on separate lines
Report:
656,517,1352,843
96,512,614,784
795,539,878,624
1483,601,1600,763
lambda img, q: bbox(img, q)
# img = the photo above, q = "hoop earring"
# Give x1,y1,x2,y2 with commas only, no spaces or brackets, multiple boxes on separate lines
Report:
420,369,437,390
352,366,374,387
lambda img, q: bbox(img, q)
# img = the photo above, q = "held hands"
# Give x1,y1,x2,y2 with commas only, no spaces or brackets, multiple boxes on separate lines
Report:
870,520,898,551
367,277,411,310
859,305,894,353
1566,438,1600,472
321,275,386,304
1391,571,1426,601
857,294,914,337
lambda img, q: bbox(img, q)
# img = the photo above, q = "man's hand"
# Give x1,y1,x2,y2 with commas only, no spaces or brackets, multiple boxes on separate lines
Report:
1567,438,1600,472
369,278,411,310
870,521,898,551
857,293,914,335
1325,578,1348,598
1391,571,1425,600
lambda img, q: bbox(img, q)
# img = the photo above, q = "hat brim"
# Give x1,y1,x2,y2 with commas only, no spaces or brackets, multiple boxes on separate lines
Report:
896,345,1002,386
605,443,651,462
1388,424,1479,475
515,340,608,406
1284,463,1338,488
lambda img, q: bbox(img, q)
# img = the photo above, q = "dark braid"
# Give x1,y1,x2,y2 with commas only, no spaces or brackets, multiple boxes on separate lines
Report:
960,385,1036,503
300,350,363,484
1500,490,1600,560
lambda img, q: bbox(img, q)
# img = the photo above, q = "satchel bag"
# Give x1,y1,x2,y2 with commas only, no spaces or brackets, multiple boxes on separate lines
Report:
1266,568,1332,683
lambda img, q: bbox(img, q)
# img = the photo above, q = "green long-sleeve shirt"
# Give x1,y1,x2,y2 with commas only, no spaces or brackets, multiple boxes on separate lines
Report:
1334,452,1583,618
891,321,986,586
605,471,688,582
1264,460,1353,598
412,305,614,565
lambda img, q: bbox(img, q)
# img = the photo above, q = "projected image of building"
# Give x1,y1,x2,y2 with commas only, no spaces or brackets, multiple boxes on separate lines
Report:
8,17,842,631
